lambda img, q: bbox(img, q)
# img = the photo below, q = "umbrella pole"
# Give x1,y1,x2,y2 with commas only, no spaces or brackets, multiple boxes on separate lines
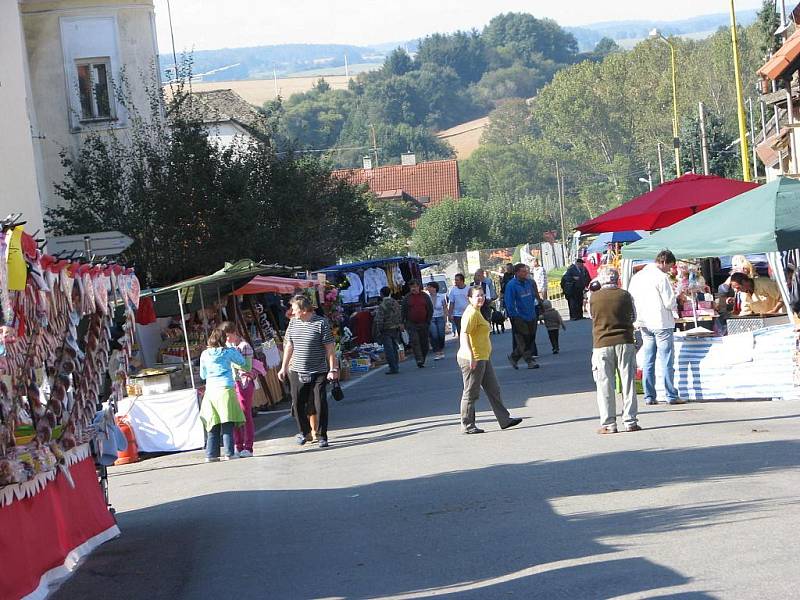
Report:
199,286,209,337
178,289,197,391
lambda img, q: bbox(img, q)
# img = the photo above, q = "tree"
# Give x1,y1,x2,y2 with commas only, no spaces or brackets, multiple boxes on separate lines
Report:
47,62,378,284
754,0,781,57
483,12,578,68
383,48,415,77
412,198,491,254
415,30,488,84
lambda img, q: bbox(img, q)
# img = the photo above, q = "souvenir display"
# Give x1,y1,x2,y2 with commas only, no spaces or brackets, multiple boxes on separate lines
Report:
0,221,139,503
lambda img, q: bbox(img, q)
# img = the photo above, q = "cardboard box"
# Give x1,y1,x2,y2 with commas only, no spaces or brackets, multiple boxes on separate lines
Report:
350,358,371,373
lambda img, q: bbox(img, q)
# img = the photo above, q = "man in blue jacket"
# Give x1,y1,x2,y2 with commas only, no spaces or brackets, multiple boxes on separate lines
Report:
504,263,542,369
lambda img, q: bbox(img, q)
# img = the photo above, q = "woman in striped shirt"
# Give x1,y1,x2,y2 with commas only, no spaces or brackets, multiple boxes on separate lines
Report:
278,295,338,448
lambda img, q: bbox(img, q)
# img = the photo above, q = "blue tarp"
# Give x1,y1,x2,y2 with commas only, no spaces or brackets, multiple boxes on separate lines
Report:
316,256,428,273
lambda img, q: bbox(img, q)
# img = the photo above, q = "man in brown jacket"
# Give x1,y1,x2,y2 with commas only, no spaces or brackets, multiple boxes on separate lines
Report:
589,267,640,434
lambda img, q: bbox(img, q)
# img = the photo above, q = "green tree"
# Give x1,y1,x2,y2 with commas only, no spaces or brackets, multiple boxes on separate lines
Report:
483,12,578,68
412,197,491,254
415,30,488,84
47,62,378,284
754,0,781,57
383,48,415,77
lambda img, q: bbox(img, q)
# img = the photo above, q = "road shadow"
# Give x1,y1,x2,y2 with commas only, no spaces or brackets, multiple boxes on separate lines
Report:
55,439,800,600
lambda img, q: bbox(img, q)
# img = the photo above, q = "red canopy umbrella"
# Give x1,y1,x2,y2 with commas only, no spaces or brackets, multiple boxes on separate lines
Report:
576,173,759,234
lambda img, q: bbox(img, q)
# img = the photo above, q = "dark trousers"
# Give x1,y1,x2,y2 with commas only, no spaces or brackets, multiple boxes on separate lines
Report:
510,317,538,364
382,330,400,372
547,328,560,351
567,292,584,320
206,422,234,459
407,322,430,365
289,371,329,439
452,316,462,336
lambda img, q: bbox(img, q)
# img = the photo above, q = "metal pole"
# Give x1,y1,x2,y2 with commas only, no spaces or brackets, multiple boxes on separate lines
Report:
657,142,665,183
747,98,759,180
760,99,767,142
730,0,752,181
668,40,681,178
166,0,179,78
646,162,653,190
786,86,799,175
198,285,209,337
177,289,196,390
83,236,93,260
698,101,710,175
555,160,567,262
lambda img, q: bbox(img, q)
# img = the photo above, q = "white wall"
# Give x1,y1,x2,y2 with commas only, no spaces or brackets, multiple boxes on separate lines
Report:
0,3,45,234
21,1,158,214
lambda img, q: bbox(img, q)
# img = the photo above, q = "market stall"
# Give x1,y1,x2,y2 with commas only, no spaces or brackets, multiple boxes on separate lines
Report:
622,176,800,402
315,257,432,374
0,218,140,598
116,260,300,453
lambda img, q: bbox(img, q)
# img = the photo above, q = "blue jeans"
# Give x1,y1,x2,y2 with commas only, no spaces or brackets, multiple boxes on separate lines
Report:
641,327,678,403
382,331,400,373
206,422,234,459
429,316,446,352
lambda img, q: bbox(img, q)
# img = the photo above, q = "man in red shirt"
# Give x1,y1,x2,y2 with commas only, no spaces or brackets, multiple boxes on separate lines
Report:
401,280,433,368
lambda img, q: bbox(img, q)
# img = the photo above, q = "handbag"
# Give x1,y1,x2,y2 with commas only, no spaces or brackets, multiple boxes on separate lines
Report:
331,380,344,402
400,330,410,345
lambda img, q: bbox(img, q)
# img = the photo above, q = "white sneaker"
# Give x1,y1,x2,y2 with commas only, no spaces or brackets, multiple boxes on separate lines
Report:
221,454,239,461
204,457,219,463
238,450,253,458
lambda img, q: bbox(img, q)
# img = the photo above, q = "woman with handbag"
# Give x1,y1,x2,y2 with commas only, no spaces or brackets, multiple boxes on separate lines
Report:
278,295,338,448
457,286,523,434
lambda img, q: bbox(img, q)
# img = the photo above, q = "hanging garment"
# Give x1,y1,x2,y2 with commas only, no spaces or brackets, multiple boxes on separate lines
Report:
391,265,405,287
136,296,157,325
364,267,389,299
350,310,374,344
340,272,364,304
6,226,27,292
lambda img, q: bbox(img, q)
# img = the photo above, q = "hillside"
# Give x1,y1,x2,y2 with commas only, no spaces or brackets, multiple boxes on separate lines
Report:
567,9,759,51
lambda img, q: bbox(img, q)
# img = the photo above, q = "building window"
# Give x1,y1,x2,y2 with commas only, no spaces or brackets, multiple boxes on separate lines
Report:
76,58,114,121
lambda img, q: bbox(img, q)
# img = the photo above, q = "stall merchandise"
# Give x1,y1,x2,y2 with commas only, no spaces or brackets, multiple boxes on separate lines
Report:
622,177,800,401
316,257,431,304
0,220,140,598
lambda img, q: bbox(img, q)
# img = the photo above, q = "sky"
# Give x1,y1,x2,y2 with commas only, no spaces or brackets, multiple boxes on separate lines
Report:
153,0,765,53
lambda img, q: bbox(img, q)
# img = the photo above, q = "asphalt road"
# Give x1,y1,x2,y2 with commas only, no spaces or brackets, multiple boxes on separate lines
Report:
54,318,800,599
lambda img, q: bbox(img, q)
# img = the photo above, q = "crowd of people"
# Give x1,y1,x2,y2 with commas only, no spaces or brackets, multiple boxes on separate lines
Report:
198,247,789,455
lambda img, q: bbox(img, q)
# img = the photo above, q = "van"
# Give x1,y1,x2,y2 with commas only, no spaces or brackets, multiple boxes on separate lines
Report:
422,273,449,296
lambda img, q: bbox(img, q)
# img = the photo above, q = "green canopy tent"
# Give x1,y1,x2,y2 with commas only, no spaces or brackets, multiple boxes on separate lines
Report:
142,259,301,388
622,177,800,259
622,177,800,322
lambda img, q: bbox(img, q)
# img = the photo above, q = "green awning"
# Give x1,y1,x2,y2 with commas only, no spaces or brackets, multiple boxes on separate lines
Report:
622,177,800,260
146,259,301,316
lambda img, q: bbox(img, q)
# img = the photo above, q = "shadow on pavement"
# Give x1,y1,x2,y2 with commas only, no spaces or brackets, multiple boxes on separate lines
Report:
55,439,800,600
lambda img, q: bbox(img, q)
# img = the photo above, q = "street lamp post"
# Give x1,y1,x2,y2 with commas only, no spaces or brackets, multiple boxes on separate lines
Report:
729,0,752,182
651,29,681,178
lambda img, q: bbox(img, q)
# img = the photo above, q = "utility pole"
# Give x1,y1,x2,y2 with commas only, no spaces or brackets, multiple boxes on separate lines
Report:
698,102,710,175
647,162,653,190
747,97,759,180
657,142,665,183
729,0,752,181
369,124,379,167
273,68,278,98
166,0,179,79
555,161,567,263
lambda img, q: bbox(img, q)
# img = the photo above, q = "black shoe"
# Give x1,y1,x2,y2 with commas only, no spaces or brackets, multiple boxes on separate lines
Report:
526,361,540,369
463,427,485,434
553,349,559,354
385,370,399,375
417,362,425,368
501,417,522,430
507,354,518,370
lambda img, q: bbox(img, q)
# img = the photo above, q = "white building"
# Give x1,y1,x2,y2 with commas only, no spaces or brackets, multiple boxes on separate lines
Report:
1,0,159,234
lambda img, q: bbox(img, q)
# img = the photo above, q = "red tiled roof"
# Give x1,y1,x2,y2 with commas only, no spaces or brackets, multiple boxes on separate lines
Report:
758,29,800,80
331,159,460,205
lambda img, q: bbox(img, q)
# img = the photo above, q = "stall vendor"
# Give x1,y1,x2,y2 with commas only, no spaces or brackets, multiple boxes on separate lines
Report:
729,273,785,316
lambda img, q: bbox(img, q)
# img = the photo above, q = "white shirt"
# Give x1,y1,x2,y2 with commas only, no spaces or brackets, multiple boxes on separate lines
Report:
363,267,388,299
340,272,364,304
428,292,447,318
532,266,547,296
447,285,470,317
628,263,676,329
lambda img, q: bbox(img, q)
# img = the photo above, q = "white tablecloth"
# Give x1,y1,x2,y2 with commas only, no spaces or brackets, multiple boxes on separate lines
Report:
117,388,205,452
643,324,798,401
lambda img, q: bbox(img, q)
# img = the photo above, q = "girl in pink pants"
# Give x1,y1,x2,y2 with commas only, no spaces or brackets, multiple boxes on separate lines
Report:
220,322,255,457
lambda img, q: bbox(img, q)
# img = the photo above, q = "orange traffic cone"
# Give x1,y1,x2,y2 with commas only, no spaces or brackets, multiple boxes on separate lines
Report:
114,417,139,465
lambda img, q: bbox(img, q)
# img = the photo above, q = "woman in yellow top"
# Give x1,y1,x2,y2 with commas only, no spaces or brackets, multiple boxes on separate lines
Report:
457,286,523,434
